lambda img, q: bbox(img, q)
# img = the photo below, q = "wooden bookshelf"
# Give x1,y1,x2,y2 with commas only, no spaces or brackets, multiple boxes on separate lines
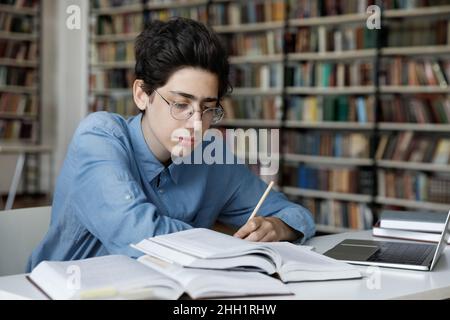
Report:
374,3,450,217
287,49,377,62
283,154,374,167
376,160,450,173
283,187,373,203
375,197,450,212
0,0,44,196
284,121,375,130
378,123,450,133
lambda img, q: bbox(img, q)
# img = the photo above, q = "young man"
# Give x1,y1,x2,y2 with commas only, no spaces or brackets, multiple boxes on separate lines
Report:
27,18,315,271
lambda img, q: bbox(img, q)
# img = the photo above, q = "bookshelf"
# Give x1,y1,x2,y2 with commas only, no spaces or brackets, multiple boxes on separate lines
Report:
0,0,44,197
212,0,450,233
88,0,450,234
374,1,450,220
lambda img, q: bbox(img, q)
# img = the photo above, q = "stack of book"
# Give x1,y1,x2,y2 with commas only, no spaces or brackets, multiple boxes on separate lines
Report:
29,228,362,300
373,210,450,244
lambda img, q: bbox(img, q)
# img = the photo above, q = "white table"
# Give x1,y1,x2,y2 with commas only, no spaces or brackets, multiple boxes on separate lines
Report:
0,230,449,300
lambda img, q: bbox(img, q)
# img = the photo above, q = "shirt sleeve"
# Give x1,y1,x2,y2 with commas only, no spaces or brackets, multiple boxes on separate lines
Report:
71,120,193,258
217,164,316,243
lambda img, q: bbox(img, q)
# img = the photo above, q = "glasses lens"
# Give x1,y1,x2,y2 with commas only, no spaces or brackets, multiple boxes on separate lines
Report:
210,107,224,124
171,103,193,120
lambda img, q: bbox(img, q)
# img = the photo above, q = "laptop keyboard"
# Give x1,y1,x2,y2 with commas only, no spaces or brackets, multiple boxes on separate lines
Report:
367,242,435,265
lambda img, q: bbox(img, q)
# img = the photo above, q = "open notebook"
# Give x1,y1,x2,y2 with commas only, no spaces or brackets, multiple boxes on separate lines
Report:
27,255,291,300
132,228,362,282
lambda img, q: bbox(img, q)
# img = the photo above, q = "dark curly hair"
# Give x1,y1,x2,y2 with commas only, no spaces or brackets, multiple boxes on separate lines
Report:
135,17,232,110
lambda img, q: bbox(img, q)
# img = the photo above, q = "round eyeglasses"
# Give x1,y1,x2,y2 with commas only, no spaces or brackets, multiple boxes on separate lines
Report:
154,90,224,124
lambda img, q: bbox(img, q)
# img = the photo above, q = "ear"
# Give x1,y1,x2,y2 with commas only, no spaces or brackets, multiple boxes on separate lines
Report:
133,80,153,111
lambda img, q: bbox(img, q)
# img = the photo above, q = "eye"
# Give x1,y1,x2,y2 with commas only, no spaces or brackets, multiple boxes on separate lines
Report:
202,105,217,111
172,102,190,110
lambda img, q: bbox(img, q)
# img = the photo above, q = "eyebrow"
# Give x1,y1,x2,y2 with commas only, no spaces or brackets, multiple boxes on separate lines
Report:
169,90,218,103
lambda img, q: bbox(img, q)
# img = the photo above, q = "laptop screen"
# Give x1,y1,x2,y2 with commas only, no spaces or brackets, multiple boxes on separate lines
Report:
430,210,450,270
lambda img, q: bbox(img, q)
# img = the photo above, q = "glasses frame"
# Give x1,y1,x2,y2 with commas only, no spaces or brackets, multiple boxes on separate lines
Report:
154,90,224,124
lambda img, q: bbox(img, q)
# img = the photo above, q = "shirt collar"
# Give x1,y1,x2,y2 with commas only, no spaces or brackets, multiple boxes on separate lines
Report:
128,113,180,184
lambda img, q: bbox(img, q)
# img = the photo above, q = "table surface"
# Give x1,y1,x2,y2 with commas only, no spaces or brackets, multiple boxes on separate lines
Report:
0,230,449,300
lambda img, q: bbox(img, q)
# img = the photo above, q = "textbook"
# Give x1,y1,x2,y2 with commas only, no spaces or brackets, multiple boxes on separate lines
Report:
378,210,447,233
372,210,449,244
373,223,450,245
28,255,291,300
132,228,362,282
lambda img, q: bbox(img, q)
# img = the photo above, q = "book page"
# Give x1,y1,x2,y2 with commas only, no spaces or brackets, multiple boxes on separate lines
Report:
263,242,361,272
29,255,183,300
133,239,277,273
138,255,291,299
151,228,262,258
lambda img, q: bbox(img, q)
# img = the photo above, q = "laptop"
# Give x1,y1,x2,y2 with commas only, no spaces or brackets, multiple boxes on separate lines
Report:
324,210,450,271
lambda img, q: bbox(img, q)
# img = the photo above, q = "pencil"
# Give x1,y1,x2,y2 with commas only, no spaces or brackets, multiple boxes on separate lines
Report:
247,181,274,222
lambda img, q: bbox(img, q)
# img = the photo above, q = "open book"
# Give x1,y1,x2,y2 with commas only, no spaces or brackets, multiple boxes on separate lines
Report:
28,255,291,300
132,228,362,282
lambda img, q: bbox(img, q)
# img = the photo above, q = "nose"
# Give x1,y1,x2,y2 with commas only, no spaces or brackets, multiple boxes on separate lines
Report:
185,106,203,128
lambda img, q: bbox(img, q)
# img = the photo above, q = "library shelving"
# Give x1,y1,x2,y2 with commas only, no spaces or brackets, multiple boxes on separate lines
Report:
0,0,47,199
374,1,450,218
88,0,450,233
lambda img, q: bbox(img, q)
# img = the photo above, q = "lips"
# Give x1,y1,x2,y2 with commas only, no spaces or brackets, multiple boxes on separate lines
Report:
178,136,195,146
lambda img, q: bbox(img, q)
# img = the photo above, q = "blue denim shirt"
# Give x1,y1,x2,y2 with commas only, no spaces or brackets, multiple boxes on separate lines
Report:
27,112,315,271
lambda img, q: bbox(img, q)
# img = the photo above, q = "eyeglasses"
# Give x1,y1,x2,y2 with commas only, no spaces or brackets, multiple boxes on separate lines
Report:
154,90,224,124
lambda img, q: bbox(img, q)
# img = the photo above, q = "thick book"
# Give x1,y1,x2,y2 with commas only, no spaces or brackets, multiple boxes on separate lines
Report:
132,228,362,283
28,255,292,300
373,223,450,245
379,210,447,233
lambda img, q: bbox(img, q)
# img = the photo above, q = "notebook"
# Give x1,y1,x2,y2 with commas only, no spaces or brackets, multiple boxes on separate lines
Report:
27,255,291,300
131,228,362,282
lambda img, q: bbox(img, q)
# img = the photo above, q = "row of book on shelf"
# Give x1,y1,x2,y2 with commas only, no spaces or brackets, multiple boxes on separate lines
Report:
288,196,373,231
379,96,450,124
378,170,450,204
88,61,450,94
376,132,450,164
230,63,283,88
0,0,38,8
222,96,282,121
0,118,35,140
89,69,134,90
90,24,448,64
286,95,374,122
282,164,374,195
92,0,450,20
0,92,37,115
279,165,450,204
0,39,38,61
0,12,35,34
283,131,370,158
89,95,138,117
286,26,376,53
210,0,285,26
0,66,36,87
380,59,450,87
286,19,448,53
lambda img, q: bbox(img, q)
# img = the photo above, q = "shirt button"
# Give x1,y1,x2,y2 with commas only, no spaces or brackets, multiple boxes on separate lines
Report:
159,189,164,194
125,194,132,200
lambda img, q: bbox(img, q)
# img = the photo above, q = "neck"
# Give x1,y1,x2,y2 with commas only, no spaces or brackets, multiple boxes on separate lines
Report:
140,116,171,165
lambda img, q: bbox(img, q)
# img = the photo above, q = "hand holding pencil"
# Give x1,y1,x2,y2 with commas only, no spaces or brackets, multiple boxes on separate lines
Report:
233,181,300,242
